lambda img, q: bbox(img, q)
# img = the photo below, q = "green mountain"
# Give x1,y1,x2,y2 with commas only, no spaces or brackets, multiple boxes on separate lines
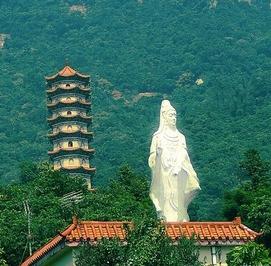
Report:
1,0,271,219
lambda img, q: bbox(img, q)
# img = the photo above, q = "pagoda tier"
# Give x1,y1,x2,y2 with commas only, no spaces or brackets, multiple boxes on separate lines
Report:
46,83,90,95
47,99,91,109
46,65,95,188
46,65,90,84
47,114,92,125
48,147,95,157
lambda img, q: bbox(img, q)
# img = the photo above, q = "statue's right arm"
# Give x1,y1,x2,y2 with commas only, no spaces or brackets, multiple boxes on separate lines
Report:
148,136,157,169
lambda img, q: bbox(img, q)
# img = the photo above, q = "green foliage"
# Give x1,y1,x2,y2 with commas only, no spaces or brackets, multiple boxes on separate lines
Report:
223,150,271,247
239,150,270,187
76,238,125,266
76,218,202,266
226,242,271,266
0,163,155,265
79,165,155,221
0,248,7,266
0,163,86,265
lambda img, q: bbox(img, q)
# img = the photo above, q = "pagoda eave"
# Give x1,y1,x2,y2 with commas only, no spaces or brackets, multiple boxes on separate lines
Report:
45,66,90,82
60,166,96,175
45,73,90,81
48,130,93,140
48,148,95,157
47,101,91,109
47,115,92,125
46,87,90,95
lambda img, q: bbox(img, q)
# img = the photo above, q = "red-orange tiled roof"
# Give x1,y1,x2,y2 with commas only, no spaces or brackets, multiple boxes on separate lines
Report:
66,221,129,243
45,65,90,80
21,218,130,266
21,217,259,266
166,217,260,243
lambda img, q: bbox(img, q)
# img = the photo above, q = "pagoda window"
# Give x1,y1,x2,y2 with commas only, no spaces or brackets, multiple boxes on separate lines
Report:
67,111,72,116
66,97,71,101
69,158,74,165
68,141,73,147
67,125,72,131
66,83,70,87
82,159,86,165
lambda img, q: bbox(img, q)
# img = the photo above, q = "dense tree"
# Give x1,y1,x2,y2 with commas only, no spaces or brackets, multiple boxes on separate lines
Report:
226,242,271,266
0,163,85,265
0,163,155,265
223,150,271,248
0,248,7,266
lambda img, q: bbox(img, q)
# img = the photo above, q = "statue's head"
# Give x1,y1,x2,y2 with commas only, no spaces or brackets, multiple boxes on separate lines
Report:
161,100,177,128
164,108,176,127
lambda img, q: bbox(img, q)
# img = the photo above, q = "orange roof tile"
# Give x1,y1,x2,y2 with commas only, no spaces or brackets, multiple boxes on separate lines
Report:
21,217,259,266
59,66,76,77
165,217,260,243
65,221,129,243
45,65,90,80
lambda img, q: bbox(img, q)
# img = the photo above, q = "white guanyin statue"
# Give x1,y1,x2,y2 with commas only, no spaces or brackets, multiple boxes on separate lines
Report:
148,100,200,222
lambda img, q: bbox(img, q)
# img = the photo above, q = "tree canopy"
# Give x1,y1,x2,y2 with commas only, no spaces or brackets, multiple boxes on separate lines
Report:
226,242,271,266
0,164,155,265
223,149,271,248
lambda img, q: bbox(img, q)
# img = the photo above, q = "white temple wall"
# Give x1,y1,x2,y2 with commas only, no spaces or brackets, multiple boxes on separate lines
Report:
199,245,232,266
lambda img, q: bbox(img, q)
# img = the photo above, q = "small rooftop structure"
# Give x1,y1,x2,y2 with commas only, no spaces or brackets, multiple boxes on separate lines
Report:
45,65,90,82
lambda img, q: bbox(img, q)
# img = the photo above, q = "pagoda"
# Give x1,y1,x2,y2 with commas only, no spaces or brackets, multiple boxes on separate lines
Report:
46,65,95,188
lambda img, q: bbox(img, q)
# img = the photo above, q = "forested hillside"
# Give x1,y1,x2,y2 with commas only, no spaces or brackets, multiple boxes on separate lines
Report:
1,0,271,219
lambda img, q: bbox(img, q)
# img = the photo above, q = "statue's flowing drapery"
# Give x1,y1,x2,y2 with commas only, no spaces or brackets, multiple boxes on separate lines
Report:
149,100,200,222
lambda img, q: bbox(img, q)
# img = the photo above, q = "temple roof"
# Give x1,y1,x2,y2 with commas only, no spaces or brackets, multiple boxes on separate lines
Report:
45,65,90,81
21,217,260,266
166,217,260,244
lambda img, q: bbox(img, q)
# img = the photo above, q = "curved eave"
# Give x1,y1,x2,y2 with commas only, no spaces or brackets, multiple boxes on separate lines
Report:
47,101,91,109
60,166,96,174
47,115,92,125
46,86,90,94
45,73,90,81
48,130,93,140
48,148,95,157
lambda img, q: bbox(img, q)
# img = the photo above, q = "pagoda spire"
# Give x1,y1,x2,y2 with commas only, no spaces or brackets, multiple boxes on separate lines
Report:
46,65,95,189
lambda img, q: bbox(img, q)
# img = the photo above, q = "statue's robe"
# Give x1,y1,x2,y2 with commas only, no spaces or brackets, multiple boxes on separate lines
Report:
149,130,200,222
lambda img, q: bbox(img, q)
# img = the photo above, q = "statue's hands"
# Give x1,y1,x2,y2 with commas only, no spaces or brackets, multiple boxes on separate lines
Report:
157,146,162,155
148,153,156,168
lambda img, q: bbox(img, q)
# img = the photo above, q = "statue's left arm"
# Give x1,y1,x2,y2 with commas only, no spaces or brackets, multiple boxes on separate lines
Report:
148,135,157,169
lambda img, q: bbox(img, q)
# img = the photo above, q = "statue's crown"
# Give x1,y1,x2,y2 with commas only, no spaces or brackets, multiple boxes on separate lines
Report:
161,100,175,112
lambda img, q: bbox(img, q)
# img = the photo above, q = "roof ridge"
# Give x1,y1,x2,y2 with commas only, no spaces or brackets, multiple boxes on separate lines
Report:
79,220,131,224
239,224,262,236
166,221,234,225
21,223,76,266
